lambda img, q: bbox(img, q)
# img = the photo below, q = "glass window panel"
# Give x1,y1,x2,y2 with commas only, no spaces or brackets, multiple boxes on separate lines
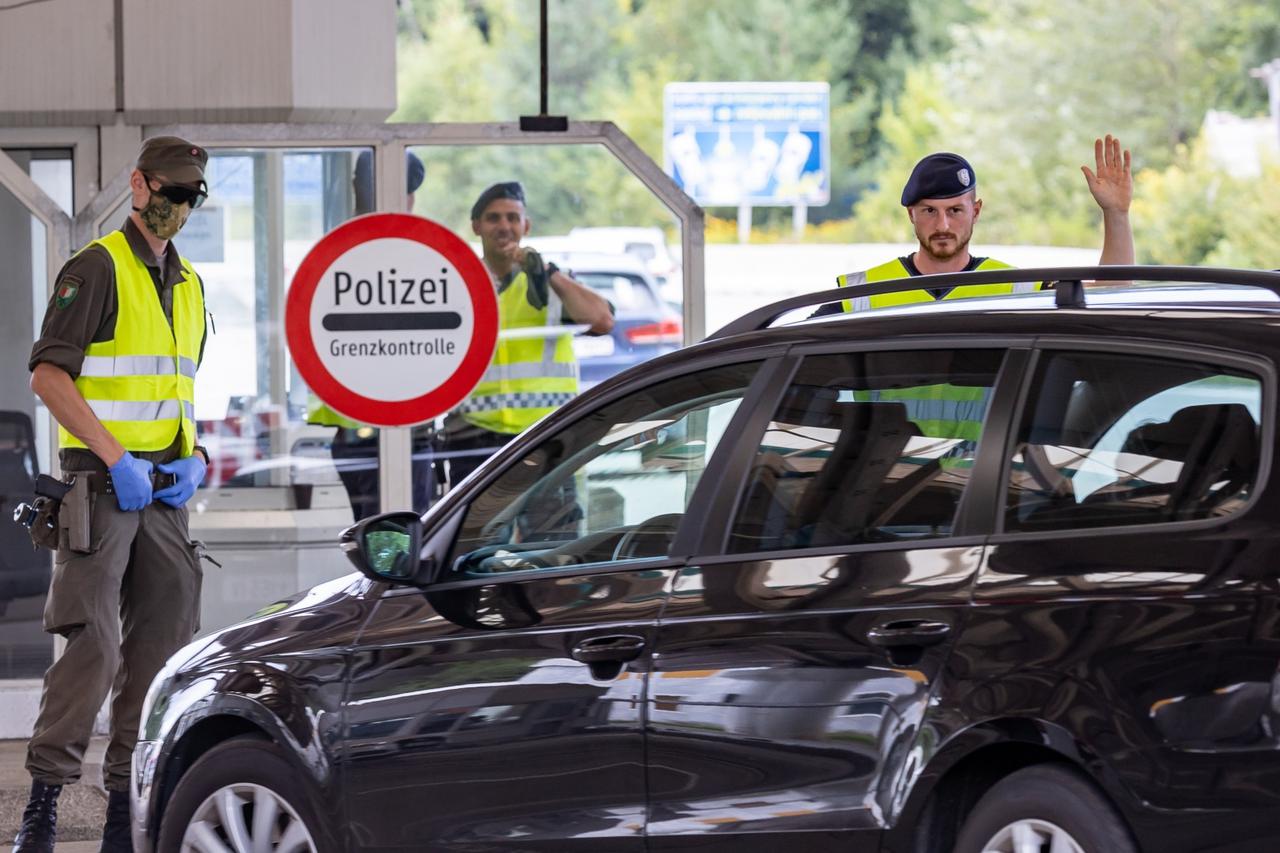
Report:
408,143,687,515
447,362,760,576
1006,351,1262,531
157,146,386,636
188,147,369,508
0,150,69,678
728,349,1006,553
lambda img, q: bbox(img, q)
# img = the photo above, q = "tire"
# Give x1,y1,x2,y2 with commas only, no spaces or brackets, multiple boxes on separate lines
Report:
157,736,327,853
953,764,1137,853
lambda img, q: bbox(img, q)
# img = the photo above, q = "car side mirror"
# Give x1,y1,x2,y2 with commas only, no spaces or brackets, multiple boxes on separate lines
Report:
340,511,425,585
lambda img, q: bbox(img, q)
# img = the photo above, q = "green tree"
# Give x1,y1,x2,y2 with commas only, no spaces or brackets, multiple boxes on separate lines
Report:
392,0,950,231
1203,159,1280,270
848,65,962,241
1129,136,1231,266
851,0,1280,250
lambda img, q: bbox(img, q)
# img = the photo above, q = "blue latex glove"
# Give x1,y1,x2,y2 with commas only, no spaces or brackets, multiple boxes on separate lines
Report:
154,454,206,508
109,451,154,512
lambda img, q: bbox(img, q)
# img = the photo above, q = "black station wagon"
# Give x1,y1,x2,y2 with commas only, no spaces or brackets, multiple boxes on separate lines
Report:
134,266,1280,853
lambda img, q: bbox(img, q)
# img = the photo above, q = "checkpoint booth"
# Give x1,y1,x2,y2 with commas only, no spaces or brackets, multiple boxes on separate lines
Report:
0,125,703,729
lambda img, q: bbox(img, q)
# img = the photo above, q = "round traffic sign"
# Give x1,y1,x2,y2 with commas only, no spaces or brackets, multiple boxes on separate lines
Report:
285,213,498,427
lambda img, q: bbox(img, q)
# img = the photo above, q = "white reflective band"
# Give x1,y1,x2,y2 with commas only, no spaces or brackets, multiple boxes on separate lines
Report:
497,324,590,341
80,355,178,377
86,399,183,422
480,361,579,384
178,357,197,379
459,392,575,414
848,295,872,312
1012,281,1038,293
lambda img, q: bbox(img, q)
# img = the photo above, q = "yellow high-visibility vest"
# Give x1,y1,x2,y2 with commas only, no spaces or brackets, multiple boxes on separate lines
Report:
307,396,362,429
836,257,1038,313
456,270,579,435
60,231,203,456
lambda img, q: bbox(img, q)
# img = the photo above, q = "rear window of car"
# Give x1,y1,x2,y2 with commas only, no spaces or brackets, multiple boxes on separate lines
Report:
574,272,662,314
726,348,1006,552
1005,350,1264,531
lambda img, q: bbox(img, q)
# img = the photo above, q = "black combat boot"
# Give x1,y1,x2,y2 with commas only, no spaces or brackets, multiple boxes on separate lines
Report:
10,779,60,853
99,789,133,853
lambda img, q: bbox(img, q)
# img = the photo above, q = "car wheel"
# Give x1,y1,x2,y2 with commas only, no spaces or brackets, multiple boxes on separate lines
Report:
157,736,324,853
953,764,1136,853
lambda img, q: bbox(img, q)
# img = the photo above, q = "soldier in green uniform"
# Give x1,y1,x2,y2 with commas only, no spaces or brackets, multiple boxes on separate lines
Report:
13,137,212,853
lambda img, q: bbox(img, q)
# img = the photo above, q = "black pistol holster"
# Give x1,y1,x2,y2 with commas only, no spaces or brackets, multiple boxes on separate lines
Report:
13,473,72,552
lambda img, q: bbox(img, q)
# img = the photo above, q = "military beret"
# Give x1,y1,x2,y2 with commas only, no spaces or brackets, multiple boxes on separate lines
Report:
136,136,207,192
901,152,976,207
470,181,526,221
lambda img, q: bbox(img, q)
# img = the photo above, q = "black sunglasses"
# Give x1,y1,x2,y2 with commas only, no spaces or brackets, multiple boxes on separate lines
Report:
145,174,207,209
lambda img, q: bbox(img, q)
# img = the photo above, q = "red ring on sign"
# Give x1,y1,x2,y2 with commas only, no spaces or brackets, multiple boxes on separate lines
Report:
285,213,498,427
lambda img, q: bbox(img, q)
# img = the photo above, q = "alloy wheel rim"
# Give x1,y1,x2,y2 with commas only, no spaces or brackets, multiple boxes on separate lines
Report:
180,782,317,853
981,818,1086,853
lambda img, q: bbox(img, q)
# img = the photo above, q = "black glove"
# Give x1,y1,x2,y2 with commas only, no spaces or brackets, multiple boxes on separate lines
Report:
522,248,549,310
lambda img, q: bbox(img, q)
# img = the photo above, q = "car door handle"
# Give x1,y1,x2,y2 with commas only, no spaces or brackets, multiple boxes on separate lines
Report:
571,635,647,664
866,620,952,648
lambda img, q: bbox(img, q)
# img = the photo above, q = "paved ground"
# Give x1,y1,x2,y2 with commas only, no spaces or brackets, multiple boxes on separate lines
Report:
0,737,107,850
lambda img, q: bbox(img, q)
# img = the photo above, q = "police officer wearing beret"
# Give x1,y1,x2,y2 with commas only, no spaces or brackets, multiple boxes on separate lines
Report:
14,137,212,853
824,135,1133,313
441,181,613,487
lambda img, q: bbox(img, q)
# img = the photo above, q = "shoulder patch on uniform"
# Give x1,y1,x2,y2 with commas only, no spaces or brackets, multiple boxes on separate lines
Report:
54,276,82,309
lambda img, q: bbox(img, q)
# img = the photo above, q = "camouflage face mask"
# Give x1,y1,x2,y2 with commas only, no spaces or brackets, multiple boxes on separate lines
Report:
138,191,188,240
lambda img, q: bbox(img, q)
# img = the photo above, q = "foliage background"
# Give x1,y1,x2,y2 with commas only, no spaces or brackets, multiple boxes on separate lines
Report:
393,0,1280,267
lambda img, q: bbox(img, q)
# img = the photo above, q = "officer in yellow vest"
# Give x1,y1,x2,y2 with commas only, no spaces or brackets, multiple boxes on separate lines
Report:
16,137,211,853
821,135,1134,314
442,181,614,487
819,137,1134,456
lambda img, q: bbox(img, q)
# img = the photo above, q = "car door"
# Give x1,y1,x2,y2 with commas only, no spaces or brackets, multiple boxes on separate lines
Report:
339,359,768,852
969,342,1280,851
643,345,1017,851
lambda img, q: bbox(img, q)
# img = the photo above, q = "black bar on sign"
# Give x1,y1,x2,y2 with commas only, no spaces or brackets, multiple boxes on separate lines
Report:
322,312,462,332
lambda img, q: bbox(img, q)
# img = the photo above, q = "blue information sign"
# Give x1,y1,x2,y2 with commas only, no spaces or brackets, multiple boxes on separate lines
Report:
663,82,830,207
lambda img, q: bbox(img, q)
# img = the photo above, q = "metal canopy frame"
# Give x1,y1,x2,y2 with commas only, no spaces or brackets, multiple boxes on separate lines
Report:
139,120,706,340
74,120,704,513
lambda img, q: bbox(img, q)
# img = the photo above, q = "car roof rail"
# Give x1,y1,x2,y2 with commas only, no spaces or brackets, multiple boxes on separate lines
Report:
707,264,1280,340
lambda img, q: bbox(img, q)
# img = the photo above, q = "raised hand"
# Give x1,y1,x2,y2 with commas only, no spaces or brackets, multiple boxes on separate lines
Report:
1082,134,1132,214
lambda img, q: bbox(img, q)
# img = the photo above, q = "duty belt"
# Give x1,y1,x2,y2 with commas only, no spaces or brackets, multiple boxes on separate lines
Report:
63,469,178,495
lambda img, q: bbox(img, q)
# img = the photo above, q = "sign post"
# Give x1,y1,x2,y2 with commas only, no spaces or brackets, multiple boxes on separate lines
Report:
286,213,498,429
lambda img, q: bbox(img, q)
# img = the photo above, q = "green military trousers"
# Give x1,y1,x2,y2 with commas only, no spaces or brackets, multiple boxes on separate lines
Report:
26,481,202,792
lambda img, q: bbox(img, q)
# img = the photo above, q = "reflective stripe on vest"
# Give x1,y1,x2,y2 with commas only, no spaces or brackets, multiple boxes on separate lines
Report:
856,385,993,443
59,231,203,455
457,270,580,435
837,257,1037,312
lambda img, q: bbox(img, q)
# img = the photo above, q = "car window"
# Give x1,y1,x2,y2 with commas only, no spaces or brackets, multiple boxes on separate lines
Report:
727,349,1006,553
448,361,761,576
1006,350,1263,531
624,242,657,262
574,272,661,314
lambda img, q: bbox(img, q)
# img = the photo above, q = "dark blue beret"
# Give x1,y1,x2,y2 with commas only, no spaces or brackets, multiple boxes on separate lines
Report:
901,152,977,206
470,181,526,221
